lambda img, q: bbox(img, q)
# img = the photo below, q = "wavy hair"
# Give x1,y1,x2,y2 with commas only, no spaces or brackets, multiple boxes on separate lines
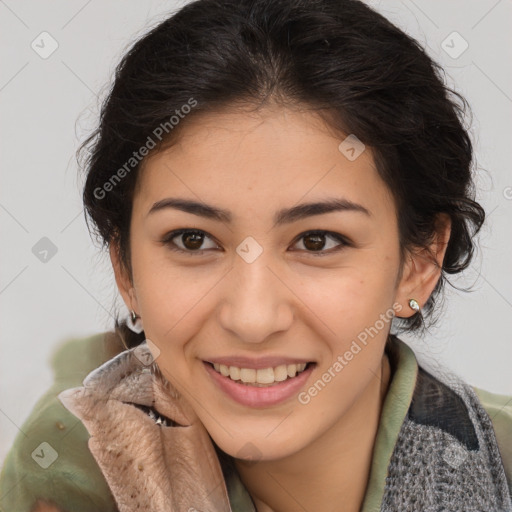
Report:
78,0,485,349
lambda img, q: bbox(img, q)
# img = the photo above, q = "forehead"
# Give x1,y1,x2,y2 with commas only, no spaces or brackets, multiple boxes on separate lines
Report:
134,107,395,220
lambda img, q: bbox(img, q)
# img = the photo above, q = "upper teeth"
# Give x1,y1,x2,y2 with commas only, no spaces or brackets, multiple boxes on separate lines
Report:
212,363,307,384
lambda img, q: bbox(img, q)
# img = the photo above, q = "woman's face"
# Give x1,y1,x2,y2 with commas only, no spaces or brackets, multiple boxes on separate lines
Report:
112,106,427,461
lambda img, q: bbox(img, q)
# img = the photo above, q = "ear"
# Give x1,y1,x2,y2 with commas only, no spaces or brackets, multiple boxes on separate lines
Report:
395,213,451,318
109,240,140,315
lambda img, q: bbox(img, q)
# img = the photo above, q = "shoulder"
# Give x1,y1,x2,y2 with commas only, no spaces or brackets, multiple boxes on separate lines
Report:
0,331,122,512
472,385,512,494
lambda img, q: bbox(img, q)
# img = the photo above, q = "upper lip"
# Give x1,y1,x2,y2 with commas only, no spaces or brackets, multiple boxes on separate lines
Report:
204,356,314,369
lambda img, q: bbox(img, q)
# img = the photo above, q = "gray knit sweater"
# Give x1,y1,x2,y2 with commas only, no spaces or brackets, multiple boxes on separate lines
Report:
379,365,512,511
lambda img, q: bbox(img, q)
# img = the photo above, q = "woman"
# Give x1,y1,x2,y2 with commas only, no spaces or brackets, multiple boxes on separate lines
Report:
1,0,511,510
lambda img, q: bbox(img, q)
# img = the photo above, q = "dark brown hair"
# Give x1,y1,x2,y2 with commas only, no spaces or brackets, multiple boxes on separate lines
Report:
79,0,485,350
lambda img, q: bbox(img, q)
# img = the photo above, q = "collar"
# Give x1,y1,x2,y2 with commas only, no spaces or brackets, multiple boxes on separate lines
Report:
58,335,418,512
58,343,233,511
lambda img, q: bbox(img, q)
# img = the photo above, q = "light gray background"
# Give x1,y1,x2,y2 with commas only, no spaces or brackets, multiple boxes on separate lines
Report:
1,0,511,467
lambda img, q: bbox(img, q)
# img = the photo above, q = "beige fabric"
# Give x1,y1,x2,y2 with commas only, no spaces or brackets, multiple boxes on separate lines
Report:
58,342,232,512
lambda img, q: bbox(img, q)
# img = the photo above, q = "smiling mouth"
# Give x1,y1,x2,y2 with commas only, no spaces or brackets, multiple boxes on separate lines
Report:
207,362,314,387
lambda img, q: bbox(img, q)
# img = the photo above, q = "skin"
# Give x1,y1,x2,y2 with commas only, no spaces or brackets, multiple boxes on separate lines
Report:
110,105,450,512
31,500,62,512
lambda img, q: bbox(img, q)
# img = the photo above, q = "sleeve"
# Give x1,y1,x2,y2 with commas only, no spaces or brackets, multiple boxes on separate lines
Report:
473,385,512,495
0,333,120,512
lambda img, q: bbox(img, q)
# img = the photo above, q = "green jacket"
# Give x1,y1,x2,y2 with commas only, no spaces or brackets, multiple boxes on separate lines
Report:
1,331,511,511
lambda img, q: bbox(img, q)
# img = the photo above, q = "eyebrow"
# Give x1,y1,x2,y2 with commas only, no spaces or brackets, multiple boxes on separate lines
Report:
147,197,371,226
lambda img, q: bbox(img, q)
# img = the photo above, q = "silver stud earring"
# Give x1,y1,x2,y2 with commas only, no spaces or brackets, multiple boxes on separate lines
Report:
127,309,144,334
408,299,420,312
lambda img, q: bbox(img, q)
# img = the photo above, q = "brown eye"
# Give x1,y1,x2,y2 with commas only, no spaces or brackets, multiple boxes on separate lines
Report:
302,233,327,251
162,229,219,254
292,230,350,256
180,231,205,250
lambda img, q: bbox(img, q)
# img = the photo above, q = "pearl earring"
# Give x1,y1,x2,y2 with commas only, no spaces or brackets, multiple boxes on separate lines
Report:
408,299,420,312
127,309,144,334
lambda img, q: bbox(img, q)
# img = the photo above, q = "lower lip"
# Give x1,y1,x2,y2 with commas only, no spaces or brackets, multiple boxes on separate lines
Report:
203,362,315,408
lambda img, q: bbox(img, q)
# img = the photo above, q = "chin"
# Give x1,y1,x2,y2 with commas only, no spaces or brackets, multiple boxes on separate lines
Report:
210,426,307,464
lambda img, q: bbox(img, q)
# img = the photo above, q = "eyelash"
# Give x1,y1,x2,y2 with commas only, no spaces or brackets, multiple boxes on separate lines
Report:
161,229,352,257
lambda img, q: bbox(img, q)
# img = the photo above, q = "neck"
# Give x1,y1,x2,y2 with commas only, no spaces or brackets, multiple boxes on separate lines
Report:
235,352,392,512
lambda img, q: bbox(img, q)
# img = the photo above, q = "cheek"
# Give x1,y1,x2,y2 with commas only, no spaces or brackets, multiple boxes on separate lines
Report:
128,246,200,372
131,241,209,328
299,258,399,344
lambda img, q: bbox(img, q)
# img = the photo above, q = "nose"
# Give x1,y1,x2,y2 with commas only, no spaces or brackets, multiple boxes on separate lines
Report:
218,253,294,344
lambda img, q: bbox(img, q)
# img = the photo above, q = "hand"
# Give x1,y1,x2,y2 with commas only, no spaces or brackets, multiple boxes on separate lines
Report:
31,499,67,512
